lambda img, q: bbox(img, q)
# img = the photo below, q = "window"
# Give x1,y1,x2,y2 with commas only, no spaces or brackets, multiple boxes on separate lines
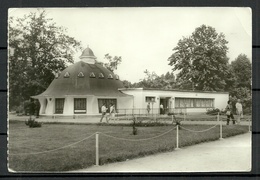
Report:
115,75,119,80
64,72,70,78
98,99,117,113
78,72,84,78
108,74,113,79
74,98,86,114
55,98,65,114
90,72,95,78
99,73,104,78
175,98,214,108
145,96,156,103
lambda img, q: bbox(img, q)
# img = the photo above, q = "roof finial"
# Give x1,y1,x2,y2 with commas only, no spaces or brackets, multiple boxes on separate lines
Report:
87,44,89,48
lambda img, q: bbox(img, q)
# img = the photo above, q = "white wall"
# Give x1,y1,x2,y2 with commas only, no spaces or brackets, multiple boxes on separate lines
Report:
121,89,229,113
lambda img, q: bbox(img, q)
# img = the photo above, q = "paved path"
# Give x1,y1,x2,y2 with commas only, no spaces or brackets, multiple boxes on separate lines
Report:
9,114,251,126
74,133,251,172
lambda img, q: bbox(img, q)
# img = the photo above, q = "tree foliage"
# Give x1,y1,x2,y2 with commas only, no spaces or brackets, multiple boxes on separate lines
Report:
168,25,230,91
230,54,251,89
9,10,81,108
103,53,122,73
229,54,252,114
123,70,176,89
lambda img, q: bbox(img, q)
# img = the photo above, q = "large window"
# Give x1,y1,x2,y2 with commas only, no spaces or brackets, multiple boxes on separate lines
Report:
175,98,214,108
55,98,65,114
98,99,117,113
74,98,87,114
145,96,156,103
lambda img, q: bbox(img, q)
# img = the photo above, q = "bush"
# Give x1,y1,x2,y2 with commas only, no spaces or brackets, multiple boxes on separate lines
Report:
16,105,24,115
206,108,220,115
25,118,42,128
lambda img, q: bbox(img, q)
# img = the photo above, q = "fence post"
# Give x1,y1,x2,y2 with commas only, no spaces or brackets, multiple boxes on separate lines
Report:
95,132,99,166
219,121,223,140
176,125,180,150
217,112,219,122
172,115,173,124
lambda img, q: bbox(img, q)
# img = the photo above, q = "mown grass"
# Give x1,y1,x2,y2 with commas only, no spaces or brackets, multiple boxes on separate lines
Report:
8,121,249,172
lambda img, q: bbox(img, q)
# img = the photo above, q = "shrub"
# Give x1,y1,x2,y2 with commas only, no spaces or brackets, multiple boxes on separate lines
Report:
25,117,42,128
206,108,220,115
16,105,24,115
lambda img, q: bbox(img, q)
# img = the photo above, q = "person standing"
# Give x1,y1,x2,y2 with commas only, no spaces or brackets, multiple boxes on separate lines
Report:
235,99,243,125
100,103,108,123
160,103,164,115
147,102,151,115
226,100,235,125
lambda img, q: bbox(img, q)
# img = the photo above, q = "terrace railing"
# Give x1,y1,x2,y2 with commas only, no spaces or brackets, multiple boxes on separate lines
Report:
115,108,187,117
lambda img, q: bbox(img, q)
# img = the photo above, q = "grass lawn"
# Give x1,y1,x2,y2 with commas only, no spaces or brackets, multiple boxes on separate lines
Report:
8,121,249,172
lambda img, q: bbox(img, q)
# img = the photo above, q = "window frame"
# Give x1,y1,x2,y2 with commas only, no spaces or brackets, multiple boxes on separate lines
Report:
175,98,214,108
145,96,156,103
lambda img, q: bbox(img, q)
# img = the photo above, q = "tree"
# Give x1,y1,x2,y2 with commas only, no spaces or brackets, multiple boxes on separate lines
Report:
103,53,122,73
229,54,252,114
168,25,230,91
230,54,251,89
126,70,176,89
9,10,82,109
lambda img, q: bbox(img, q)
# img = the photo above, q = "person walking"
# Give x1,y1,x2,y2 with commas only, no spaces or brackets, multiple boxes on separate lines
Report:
235,99,243,125
108,104,115,122
100,103,108,123
226,100,235,125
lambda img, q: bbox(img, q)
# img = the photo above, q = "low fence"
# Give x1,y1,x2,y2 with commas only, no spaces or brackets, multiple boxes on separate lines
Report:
116,108,187,116
9,113,251,169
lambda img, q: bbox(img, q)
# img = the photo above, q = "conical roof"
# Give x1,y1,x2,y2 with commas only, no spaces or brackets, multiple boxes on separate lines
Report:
35,61,129,97
79,47,96,59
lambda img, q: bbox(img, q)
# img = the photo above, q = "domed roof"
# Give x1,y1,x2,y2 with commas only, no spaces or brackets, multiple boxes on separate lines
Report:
35,61,128,97
80,47,96,59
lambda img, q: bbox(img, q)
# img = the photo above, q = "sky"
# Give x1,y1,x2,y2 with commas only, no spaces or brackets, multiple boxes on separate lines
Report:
9,7,252,83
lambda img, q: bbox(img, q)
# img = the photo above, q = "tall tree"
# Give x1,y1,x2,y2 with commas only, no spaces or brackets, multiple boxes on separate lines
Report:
9,10,81,108
168,25,230,91
230,54,251,89
229,54,252,113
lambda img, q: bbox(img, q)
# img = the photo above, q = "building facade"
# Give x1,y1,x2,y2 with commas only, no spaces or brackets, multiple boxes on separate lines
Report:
120,88,229,114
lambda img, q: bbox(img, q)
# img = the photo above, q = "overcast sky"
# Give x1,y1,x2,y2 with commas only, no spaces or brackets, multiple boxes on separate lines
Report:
9,8,251,83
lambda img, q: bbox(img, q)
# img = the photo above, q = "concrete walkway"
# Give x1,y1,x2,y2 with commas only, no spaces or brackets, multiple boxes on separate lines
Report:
74,133,251,172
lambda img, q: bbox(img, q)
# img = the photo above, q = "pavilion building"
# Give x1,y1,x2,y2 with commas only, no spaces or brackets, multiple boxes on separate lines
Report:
33,47,229,117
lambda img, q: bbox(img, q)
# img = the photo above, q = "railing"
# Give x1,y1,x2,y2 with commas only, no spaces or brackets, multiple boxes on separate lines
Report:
116,108,187,117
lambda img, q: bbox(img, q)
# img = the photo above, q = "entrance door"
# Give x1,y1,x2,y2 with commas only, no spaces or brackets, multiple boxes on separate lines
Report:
55,98,65,114
159,97,171,114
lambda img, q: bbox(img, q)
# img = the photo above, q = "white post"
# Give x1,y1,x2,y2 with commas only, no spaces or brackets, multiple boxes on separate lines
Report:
176,125,180,149
95,132,99,166
219,121,223,140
